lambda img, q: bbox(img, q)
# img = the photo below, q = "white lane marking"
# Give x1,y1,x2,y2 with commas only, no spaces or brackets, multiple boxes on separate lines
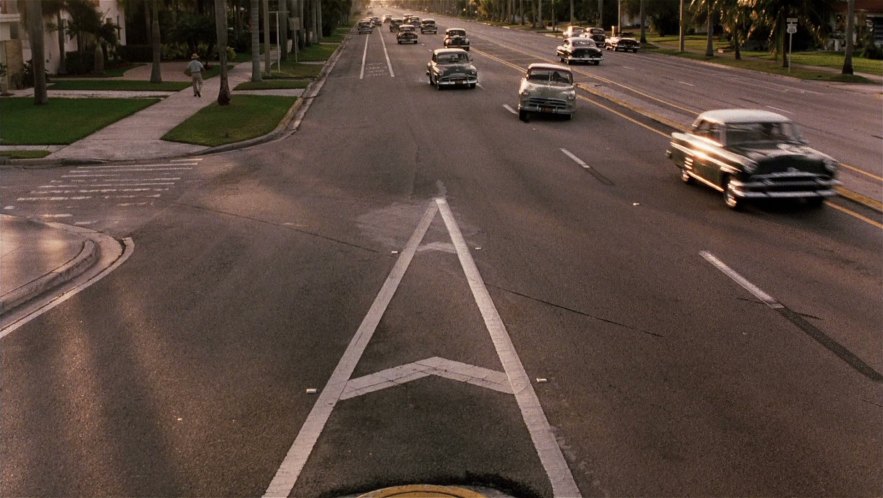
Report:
379,26,395,77
678,80,695,87
71,168,192,173
170,157,202,162
700,251,783,309
560,148,593,171
264,202,438,497
503,104,518,115
765,105,792,114
360,32,370,80
476,82,484,89
436,198,583,498
340,356,513,400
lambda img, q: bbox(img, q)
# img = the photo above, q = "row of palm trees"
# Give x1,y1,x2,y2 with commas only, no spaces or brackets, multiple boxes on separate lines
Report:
27,0,339,106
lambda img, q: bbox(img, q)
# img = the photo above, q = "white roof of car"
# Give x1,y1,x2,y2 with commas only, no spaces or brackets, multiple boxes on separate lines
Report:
527,62,572,72
698,109,791,124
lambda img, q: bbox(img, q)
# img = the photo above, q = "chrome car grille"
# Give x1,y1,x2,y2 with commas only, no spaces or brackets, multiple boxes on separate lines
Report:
525,97,568,109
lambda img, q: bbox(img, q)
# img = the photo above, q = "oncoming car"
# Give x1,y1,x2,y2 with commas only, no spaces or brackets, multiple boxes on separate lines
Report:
443,28,470,50
666,109,840,209
556,37,603,65
517,63,576,122
397,25,419,44
426,48,478,89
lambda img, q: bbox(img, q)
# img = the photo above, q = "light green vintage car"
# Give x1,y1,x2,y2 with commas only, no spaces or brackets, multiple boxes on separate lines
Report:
517,63,577,122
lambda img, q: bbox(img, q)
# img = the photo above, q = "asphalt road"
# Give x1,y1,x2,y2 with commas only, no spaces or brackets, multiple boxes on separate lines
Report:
1,11,881,498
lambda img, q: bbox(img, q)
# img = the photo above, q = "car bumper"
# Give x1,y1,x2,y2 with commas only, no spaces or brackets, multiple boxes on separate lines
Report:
565,56,602,63
438,76,478,86
729,178,841,200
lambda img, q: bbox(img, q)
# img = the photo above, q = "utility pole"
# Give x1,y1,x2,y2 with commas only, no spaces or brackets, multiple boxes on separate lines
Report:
678,0,685,52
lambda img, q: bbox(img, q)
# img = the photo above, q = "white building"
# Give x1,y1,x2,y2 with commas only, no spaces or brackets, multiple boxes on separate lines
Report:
0,0,126,89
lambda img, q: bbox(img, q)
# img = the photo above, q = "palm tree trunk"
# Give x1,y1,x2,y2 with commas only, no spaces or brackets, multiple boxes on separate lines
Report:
705,6,714,57
215,0,231,104
842,0,855,74
150,0,162,83
27,0,48,104
280,0,289,61
262,0,271,75
56,11,67,75
250,0,261,81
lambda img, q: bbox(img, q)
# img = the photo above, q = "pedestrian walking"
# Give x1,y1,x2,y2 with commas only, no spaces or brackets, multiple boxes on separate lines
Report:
186,53,205,97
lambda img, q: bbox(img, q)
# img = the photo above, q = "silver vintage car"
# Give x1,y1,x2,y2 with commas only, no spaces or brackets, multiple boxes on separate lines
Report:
426,48,478,89
517,63,577,122
667,109,840,209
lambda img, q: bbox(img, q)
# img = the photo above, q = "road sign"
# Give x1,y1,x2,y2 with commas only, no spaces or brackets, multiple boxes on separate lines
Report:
787,24,797,34
787,17,798,23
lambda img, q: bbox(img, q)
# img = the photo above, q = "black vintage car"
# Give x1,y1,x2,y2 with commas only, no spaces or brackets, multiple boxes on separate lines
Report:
667,109,840,209
426,48,478,89
605,35,639,52
556,37,603,65
443,28,470,51
396,25,419,44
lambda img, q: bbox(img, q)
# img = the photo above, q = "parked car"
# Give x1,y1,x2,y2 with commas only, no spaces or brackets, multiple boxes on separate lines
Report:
517,63,576,122
357,20,373,34
666,109,840,209
561,25,585,38
606,35,640,52
583,27,606,47
443,28,470,50
556,37,603,65
397,25,419,44
420,19,438,34
390,18,403,32
426,48,478,89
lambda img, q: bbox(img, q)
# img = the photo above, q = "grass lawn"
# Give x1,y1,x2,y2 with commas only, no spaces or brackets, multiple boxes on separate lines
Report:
57,63,145,78
162,95,297,146
647,35,882,81
270,60,325,79
0,150,52,159
0,97,160,145
297,42,340,61
235,79,311,90
49,79,189,91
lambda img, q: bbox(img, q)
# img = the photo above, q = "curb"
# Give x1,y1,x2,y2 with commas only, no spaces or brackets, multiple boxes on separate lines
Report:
0,237,99,315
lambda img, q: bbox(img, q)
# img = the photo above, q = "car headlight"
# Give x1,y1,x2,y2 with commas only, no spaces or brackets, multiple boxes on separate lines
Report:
743,159,758,174
520,89,530,97
823,158,838,173
566,91,576,101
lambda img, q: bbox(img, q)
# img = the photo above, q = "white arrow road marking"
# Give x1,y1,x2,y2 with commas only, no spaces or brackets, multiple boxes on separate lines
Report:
340,356,513,400
264,198,583,498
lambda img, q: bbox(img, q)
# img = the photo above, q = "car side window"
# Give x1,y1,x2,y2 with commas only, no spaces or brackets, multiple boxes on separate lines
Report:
693,121,720,143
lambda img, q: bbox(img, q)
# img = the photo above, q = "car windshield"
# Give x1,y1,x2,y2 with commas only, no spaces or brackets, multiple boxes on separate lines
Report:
571,39,594,47
447,30,466,37
438,53,468,64
726,121,803,145
527,69,573,84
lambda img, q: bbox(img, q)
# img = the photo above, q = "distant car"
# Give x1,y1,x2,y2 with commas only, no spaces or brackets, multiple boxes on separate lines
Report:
666,109,840,209
606,35,640,52
370,16,381,27
561,25,585,38
583,27,606,46
556,37,603,65
383,14,392,22
426,48,478,89
410,16,421,28
357,20,373,34
397,25,419,44
443,28,470,50
390,18,403,32
517,63,576,122
420,19,438,34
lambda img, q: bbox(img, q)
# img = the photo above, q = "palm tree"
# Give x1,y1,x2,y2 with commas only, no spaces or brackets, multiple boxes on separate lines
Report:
718,0,749,60
690,0,716,58
214,0,231,105
150,0,162,82
842,0,854,74
25,0,48,104
250,0,261,81
745,0,835,68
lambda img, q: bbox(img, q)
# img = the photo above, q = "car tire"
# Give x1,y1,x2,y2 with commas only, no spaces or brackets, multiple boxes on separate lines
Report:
723,177,742,210
807,197,825,209
593,61,600,65
429,74,434,85
519,110,529,122
469,83,476,89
